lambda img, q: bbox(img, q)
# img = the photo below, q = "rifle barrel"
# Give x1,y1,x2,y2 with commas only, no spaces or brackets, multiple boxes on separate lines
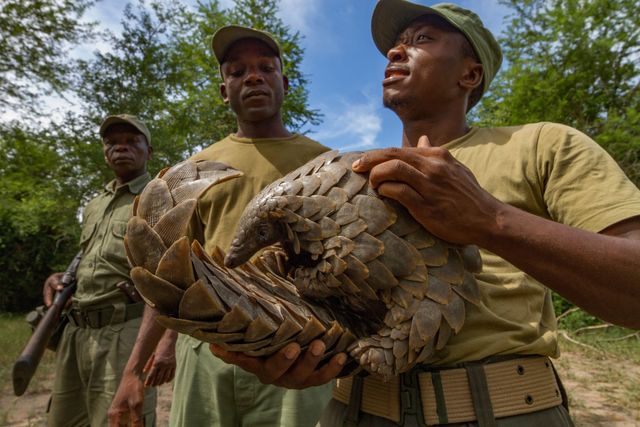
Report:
12,251,82,396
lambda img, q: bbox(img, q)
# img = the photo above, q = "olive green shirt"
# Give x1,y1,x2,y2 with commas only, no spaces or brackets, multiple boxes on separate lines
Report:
189,133,329,253
432,122,640,365
73,173,150,309
170,134,332,427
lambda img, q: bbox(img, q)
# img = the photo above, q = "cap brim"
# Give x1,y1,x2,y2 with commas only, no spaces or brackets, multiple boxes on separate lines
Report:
372,0,449,56
99,116,150,144
100,117,130,137
211,26,281,65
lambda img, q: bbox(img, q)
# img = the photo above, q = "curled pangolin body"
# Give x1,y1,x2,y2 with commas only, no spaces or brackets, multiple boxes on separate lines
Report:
126,151,482,377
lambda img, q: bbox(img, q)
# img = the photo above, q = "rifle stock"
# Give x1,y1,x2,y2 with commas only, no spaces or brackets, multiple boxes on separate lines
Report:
12,250,82,396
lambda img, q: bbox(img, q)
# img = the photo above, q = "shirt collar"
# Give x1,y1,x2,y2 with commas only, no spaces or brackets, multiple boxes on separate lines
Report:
229,133,298,144
104,172,151,195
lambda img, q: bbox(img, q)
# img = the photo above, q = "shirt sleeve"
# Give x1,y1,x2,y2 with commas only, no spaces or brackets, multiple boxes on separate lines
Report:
537,123,640,232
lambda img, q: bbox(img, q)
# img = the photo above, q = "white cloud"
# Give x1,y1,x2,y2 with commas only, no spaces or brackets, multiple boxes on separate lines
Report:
218,0,235,10
85,1,124,30
200,0,322,41
313,94,382,151
277,0,320,33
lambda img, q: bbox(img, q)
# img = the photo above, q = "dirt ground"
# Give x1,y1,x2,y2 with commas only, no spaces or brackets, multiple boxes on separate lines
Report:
1,349,638,426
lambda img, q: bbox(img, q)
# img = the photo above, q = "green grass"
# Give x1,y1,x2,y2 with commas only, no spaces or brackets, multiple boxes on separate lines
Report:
0,313,57,426
1,313,33,384
0,312,57,385
559,321,640,362
557,323,640,424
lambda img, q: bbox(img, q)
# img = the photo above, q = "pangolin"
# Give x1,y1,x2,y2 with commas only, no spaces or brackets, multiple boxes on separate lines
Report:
126,150,482,377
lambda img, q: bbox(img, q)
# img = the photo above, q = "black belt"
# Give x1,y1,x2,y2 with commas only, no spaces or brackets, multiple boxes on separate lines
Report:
68,302,144,329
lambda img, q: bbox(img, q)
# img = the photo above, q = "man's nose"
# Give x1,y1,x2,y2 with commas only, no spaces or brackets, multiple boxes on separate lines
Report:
244,68,265,85
386,44,408,62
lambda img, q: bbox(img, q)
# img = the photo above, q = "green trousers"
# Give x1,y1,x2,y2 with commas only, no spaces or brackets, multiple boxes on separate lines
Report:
47,317,156,427
169,335,334,427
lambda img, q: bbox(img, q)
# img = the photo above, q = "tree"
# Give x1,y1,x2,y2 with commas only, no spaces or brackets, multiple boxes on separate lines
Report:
473,0,639,326
0,0,95,114
74,1,189,170
0,0,323,312
156,0,322,156
0,123,82,311
474,0,640,183
73,0,321,172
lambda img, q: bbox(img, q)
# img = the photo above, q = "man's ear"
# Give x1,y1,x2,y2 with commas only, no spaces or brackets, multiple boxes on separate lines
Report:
459,60,483,92
147,144,153,161
282,75,289,95
220,83,229,104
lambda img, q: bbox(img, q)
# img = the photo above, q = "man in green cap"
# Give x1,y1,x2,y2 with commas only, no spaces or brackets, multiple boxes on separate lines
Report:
109,26,334,426
44,114,177,426
212,1,640,426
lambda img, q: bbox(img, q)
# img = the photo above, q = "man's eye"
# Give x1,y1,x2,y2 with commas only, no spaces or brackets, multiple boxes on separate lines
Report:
230,69,244,77
416,34,432,42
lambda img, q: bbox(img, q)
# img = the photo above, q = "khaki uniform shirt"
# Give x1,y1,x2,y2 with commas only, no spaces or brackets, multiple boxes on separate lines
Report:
73,173,150,309
432,122,640,365
170,134,332,427
189,133,329,252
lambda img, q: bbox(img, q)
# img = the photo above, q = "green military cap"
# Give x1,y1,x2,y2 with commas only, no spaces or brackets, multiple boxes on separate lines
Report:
99,114,151,145
371,0,503,95
210,25,283,66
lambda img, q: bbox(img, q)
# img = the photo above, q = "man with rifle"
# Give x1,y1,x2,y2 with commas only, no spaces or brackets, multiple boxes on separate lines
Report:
41,114,176,426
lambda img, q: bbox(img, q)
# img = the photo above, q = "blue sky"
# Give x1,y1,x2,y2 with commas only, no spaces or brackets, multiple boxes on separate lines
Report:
69,0,512,150
264,0,512,151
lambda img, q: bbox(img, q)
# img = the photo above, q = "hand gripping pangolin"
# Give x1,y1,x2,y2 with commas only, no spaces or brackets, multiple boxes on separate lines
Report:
126,151,482,377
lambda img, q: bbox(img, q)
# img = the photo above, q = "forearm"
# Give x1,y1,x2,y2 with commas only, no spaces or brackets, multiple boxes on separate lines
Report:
480,204,640,328
160,328,178,346
124,306,167,376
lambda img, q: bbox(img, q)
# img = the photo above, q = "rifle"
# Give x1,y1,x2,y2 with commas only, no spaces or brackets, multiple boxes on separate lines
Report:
12,250,83,396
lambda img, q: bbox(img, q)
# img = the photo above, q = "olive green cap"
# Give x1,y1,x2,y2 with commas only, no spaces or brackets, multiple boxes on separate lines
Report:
211,25,283,65
99,114,151,145
371,0,502,94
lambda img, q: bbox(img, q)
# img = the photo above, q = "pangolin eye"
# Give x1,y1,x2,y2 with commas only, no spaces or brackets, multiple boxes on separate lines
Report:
257,225,270,239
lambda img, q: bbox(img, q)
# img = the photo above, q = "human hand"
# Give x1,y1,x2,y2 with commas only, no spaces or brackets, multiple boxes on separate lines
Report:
43,272,65,307
143,330,177,387
352,135,503,245
210,339,346,389
107,371,146,427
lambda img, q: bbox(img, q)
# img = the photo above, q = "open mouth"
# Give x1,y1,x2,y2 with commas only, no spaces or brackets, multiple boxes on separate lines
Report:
383,66,409,85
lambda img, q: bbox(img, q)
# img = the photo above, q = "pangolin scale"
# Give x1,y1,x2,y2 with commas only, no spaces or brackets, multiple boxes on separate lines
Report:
125,150,482,377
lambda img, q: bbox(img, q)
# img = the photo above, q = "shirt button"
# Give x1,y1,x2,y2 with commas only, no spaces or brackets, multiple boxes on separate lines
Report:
88,262,93,268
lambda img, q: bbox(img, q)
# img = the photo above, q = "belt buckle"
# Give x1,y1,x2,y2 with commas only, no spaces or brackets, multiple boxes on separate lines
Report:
399,368,427,427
